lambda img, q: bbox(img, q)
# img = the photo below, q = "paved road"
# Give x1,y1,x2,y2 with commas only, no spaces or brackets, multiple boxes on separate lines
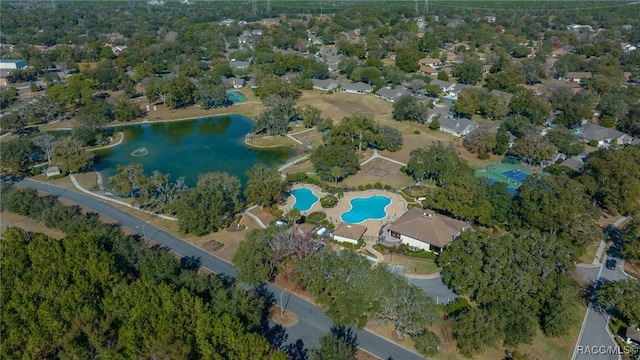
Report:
574,235,633,360
408,277,458,305
11,178,424,360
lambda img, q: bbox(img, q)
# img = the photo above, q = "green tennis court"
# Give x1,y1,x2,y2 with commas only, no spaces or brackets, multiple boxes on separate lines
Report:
475,162,534,190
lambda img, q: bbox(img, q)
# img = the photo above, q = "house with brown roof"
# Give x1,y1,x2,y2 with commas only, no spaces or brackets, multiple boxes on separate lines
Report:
563,72,592,83
625,326,640,348
332,223,367,245
386,208,469,252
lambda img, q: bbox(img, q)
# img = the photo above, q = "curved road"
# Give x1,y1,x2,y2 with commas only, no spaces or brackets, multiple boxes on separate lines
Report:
10,178,424,360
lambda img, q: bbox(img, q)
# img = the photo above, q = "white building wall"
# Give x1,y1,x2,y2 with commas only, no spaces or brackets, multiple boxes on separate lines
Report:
333,235,358,245
400,234,431,251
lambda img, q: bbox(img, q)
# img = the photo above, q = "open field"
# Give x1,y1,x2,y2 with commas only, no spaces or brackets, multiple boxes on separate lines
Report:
297,91,394,125
342,157,414,190
0,211,66,240
383,253,440,275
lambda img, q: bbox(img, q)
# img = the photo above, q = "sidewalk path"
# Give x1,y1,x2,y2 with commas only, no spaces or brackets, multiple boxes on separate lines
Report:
360,149,407,167
243,204,267,229
69,174,177,221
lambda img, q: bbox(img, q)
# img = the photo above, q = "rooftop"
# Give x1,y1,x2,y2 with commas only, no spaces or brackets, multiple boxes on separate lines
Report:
333,222,367,241
387,208,468,248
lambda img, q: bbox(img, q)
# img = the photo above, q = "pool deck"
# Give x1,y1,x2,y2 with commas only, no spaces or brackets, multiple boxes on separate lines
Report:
283,185,408,237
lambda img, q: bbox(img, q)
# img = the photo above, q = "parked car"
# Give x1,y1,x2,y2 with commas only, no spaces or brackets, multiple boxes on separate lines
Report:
606,259,617,270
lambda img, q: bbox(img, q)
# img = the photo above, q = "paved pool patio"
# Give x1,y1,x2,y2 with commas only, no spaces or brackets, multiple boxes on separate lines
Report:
283,185,408,237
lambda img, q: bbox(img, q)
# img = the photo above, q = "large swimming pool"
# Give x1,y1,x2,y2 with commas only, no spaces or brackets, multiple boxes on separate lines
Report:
292,188,319,212
341,195,391,223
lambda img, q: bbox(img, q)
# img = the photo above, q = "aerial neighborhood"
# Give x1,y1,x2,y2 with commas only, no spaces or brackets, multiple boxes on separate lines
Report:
1,1,639,359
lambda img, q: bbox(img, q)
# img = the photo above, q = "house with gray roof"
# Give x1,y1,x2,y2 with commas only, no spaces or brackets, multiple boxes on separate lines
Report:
222,77,245,89
312,78,339,91
229,60,250,70
430,79,455,93
426,107,452,124
375,86,411,102
560,154,588,172
340,81,373,94
489,89,514,104
576,122,633,148
439,117,479,137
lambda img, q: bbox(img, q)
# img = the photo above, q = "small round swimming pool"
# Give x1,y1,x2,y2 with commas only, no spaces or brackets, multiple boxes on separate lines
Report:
292,188,319,212
341,195,391,224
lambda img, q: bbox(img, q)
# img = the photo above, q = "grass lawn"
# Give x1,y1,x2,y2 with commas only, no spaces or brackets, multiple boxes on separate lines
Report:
578,240,600,265
342,158,415,190
382,253,440,275
246,135,299,148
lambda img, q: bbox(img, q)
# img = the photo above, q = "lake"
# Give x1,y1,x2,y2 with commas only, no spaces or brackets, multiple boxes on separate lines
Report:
95,115,293,187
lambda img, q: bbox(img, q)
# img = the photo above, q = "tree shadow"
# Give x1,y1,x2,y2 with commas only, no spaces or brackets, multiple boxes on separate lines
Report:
179,256,201,271
283,339,308,360
265,324,289,350
330,325,359,348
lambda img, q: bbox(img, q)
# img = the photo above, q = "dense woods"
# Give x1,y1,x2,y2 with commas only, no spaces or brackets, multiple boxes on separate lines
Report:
0,187,285,359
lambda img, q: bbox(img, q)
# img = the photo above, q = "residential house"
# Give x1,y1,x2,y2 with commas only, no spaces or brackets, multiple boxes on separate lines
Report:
419,65,438,76
625,327,640,348
375,86,411,102
340,81,373,94
419,57,440,66
482,64,492,74
426,106,451,124
0,69,13,86
332,223,367,245
439,117,479,136
385,208,469,252
111,45,128,55
622,24,634,31
449,83,480,100
576,122,633,147
46,166,61,178
563,72,592,83
489,89,514,104
430,79,455,93
223,77,245,89
311,78,339,91
229,60,250,70
560,154,587,172
0,59,28,70
220,18,235,26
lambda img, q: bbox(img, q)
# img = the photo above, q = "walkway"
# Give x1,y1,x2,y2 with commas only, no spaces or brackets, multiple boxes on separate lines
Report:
243,204,267,229
277,154,311,174
360,149,407,167
68,174,177,221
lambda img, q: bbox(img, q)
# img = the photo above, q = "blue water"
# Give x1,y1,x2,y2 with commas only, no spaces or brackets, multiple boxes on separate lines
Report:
341,195,391,223
292,188,319,212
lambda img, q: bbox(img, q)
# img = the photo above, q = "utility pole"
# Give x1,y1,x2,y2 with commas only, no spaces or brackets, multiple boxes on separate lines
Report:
280,288,288,316
266,0,271,16
252,0,257,16
425,0,429,16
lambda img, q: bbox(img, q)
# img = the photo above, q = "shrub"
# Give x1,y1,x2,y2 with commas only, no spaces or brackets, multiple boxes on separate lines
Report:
269,206,283,218
400,166,407,173
477,152,490,160
412,331,440,357
374,182,383,189
413,130,421,135
306,211,326,224
384,184,392,190
358,185,365,191
445,297,470,316
286,172,308,183
428,117,440,130
319,219,335,229
320,195,338,208
365,183,373,190
588,139,599,147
